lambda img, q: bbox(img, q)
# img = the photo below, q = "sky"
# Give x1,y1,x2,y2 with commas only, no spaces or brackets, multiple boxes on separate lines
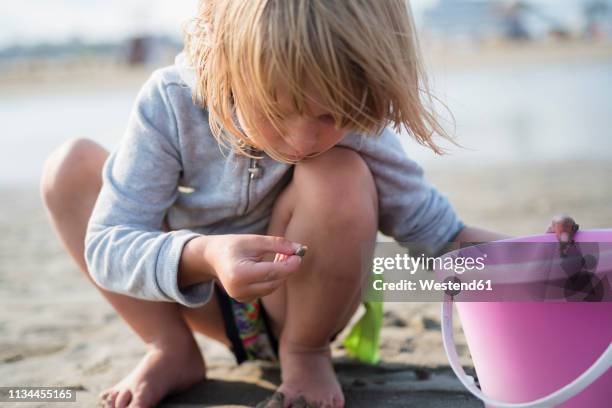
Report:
0,0,599,47
0,0,199,46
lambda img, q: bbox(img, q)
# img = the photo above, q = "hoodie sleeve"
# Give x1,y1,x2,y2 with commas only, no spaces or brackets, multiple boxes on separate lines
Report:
84,69,214,308
337,128,464,256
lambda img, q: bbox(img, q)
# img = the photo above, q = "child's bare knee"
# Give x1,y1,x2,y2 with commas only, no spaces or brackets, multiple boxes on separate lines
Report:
293,147,378,230
41,138,107,210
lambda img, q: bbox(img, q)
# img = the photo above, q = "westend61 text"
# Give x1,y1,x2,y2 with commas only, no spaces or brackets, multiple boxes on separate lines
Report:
372,279,493,292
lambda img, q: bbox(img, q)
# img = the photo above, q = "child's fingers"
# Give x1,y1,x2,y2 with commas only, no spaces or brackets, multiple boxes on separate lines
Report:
254,235,303,255
273,245,307,262
546,214,579,243
235,273,291,302
249,256,301,283
274,253,289,263
248,280,286,298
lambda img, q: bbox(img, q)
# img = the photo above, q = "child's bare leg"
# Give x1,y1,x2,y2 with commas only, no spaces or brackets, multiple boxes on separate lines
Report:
41,139,229,408
262,147,378,407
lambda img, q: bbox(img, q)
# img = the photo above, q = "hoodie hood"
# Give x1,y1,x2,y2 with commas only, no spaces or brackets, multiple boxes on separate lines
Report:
175,52,197,92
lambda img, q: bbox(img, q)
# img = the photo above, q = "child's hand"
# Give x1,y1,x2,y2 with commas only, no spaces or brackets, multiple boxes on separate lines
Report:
546,214,579,256
204,234,304,303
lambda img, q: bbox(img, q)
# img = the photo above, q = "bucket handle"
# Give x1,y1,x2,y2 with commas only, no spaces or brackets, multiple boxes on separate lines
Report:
441,297,612,408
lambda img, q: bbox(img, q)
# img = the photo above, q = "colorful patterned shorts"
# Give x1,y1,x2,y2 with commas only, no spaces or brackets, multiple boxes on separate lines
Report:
214,282,279,364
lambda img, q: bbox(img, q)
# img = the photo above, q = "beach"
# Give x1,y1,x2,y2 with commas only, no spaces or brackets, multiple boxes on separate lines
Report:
1,43,612,407
1,158,611,407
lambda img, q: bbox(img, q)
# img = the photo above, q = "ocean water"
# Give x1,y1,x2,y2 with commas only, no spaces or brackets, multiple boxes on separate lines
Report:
0,87,138,185
0,59,611,185
404,58,612,166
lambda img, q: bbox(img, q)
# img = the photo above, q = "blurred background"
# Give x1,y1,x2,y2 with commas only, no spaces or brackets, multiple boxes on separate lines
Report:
1,0,611,184
1,1,611,406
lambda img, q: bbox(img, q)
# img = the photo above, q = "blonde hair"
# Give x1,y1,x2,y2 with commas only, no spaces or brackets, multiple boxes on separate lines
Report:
184,0,453,163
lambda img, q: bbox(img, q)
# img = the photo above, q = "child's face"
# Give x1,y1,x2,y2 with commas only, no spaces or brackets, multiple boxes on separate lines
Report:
236,85,350,161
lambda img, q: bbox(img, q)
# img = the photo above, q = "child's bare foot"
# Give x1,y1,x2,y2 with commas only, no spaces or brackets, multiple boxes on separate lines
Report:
273,343,344,408
98,340,205,408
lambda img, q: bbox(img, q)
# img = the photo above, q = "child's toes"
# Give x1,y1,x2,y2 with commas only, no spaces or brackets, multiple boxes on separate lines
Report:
288,395,309,407
115,389,132,408
104,390,119,407
98,389,110,401
128,390,156,408
290,395,329,408
255,391,285,408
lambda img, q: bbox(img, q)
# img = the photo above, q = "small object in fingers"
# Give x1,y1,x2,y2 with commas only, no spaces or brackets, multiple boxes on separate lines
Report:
294,245,308,257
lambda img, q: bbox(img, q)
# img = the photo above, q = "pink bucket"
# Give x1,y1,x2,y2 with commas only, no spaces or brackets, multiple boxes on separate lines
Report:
438,230,612,407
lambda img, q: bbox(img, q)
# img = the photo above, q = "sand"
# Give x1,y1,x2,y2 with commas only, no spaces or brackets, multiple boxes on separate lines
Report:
1,158,611,407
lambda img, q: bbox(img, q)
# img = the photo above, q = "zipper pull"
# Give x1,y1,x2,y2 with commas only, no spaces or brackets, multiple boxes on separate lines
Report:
248,160,263,179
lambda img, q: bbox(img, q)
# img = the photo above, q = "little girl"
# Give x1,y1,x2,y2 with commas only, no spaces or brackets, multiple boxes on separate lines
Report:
41,1,577,407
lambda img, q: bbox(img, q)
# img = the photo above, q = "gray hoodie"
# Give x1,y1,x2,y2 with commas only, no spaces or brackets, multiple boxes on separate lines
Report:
84,54,464,308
